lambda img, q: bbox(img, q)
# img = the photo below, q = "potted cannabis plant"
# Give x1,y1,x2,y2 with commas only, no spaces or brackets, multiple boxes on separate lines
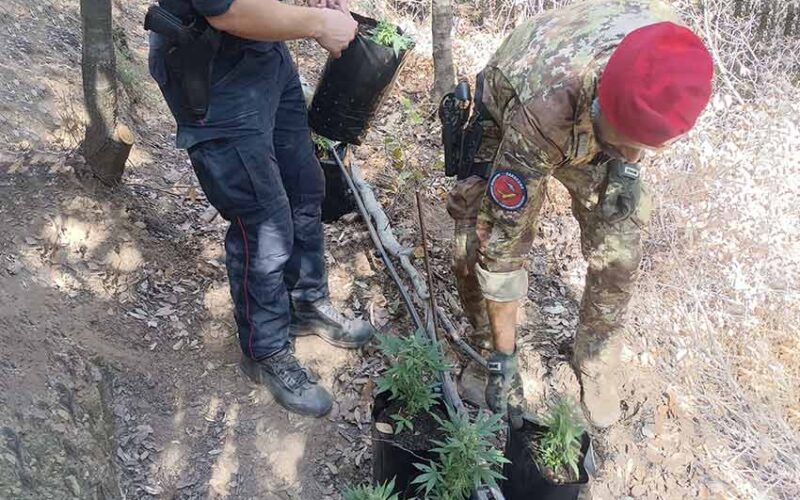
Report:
309,14,414,144
368,20,414,57
412,408,508,500
343,479,399,500
502,398,593,500
372,333,447,498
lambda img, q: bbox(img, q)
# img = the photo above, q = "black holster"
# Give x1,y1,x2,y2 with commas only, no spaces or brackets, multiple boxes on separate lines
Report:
144,5,221,120
439,76,489,180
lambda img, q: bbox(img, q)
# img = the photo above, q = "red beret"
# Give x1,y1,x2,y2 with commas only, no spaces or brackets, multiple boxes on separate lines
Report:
598,22,714,147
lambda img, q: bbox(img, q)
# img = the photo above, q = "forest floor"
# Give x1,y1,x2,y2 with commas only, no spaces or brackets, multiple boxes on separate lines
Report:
0,0,800,499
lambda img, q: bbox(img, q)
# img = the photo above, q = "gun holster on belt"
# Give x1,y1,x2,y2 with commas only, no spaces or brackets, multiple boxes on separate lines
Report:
439,77,489,180
144,5,221,120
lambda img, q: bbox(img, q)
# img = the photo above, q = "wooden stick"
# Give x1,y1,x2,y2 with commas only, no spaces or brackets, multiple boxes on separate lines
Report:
415,191,439,338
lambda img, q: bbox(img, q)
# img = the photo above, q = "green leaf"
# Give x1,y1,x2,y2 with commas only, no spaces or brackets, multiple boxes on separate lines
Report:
534,396,585,480
409,408,508,500
343,478,399,500
369,20,413,56
375,333,446,423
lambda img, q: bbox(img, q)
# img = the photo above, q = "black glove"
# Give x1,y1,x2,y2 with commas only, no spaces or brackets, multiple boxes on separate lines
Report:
600,160,641,224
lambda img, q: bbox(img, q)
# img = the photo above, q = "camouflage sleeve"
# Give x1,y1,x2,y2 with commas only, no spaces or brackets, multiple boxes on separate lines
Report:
475,107,554,302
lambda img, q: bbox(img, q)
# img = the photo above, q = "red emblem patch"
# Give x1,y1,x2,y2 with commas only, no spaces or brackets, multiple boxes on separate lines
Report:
489,171,528,211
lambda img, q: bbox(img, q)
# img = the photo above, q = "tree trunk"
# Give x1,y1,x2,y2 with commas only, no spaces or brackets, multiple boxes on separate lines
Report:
80,0,133,185
431,0,456,103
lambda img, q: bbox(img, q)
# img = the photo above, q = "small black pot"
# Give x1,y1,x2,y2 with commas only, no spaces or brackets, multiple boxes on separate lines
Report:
501,418,594,500
316,143,357,224
371,392,443,499
309,13,414,145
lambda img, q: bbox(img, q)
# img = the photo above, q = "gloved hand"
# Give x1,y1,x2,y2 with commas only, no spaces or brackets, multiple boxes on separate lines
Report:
486,351,525,429
600,160,641,224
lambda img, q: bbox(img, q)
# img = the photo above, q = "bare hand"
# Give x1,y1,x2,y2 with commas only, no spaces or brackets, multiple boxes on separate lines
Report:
315,9,357,58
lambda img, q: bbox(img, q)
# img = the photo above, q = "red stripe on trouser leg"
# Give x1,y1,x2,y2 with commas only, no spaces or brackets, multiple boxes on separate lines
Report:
236,216,257,359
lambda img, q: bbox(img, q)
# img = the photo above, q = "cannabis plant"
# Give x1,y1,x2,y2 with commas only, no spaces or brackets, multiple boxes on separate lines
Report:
343,479,399,500
369,20,413,57
376,333,447,434
536,398,585,481
412,408,508,500
312,133,335,154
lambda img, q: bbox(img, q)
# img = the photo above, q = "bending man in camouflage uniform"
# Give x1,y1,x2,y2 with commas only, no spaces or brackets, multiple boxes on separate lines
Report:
446,0,714,428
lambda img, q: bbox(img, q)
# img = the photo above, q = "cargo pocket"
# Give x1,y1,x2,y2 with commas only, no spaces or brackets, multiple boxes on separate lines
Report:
188,136,286,222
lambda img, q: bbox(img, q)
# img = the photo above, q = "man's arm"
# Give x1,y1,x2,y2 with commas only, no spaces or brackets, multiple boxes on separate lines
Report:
205,0,357,57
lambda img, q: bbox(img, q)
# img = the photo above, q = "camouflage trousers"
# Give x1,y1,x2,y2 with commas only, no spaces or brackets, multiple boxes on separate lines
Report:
446,161,651,350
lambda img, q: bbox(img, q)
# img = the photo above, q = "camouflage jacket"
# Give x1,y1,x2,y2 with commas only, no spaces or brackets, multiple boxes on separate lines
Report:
481,0,680,171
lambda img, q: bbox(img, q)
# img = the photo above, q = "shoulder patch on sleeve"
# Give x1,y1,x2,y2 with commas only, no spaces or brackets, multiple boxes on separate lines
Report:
488,170,528,211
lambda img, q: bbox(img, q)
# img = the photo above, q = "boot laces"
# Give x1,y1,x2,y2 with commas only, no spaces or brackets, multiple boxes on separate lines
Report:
268,349,313,391
314,299,349,326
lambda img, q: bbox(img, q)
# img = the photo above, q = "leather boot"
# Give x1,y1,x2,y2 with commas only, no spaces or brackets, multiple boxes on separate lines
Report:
240,347,333,417
290,298,374,349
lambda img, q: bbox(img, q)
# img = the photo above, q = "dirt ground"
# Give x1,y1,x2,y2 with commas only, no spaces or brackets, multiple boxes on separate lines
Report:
1,1,796,499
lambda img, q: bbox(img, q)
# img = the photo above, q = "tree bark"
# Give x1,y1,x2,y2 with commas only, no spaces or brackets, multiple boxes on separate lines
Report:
431,0,455,102
80,0,133,185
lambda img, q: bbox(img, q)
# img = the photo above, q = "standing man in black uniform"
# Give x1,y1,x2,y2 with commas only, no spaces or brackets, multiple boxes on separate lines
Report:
148,0,375,418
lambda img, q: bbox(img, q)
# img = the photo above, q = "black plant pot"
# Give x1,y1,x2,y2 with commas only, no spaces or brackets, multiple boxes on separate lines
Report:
371,392,444,499
308,13,413,145
316,143,357,224
501,418,594,500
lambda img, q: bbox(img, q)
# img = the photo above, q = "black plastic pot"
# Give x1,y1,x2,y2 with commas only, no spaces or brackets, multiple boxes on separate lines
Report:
371,392,443,499
308,13,413,145
501,418,594,500
317,143,357,223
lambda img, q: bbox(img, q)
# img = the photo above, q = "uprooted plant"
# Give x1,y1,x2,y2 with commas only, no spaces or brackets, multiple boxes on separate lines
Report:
343,479,399,500
535,398,585,482
369,20,414,56
376,332,447,434
412,409,508,500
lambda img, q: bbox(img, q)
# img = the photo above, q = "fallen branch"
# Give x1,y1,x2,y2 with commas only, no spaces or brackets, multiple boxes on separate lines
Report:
350,160,487,370
348,161,487,369
350,161,429,300
332,150,425,332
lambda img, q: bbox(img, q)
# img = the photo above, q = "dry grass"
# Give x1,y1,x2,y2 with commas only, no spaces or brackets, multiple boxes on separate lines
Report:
635,1,800,497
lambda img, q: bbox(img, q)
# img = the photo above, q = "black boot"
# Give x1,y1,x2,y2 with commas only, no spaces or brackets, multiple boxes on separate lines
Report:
240,347,333,417
290,298,374,349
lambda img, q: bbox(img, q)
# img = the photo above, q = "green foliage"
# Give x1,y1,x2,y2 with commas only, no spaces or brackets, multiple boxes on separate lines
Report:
412,408,509,500
312,133,335,154
376,333,446,434
342,479,399,500
399,95,423,125
369,21,413,57
384,135,404,166
535,398,585,481
382,134,425,194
